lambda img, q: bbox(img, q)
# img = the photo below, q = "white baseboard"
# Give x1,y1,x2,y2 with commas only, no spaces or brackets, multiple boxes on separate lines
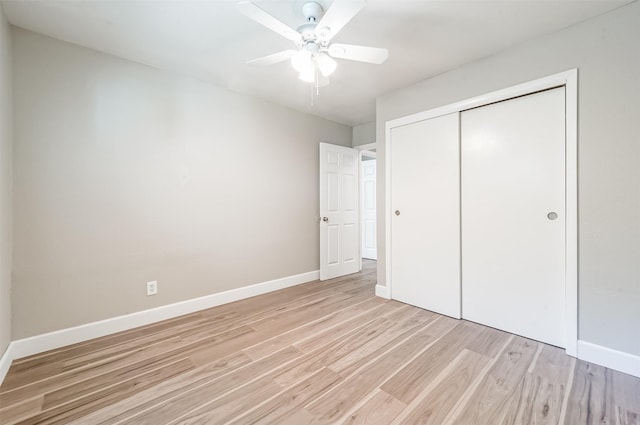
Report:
578,340,640,378
0,343,15,386
375,284,390,299
0,269,319,384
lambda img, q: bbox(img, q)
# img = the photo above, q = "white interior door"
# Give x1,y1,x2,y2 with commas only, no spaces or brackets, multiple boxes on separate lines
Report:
320,143,359,280
361,157,377,260
390,113,461,318
461,87,566,347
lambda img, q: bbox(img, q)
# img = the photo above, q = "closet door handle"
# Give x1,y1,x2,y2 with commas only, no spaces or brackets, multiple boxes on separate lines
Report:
395,210,400,216
547,212,558,220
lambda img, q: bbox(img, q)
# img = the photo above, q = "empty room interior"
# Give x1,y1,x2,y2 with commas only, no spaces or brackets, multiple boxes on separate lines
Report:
0,0,639,424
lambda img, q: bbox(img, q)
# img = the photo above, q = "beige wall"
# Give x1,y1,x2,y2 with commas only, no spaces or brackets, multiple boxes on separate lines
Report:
352,121,375,148
0,4,12,355
376,2,640,355
12,28,351,339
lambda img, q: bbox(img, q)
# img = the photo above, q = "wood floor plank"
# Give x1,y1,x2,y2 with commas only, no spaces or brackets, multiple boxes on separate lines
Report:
0,396,43,424
305,317,458,424
612,369,640,425
4,306,261,388
70,288,353,369
275,316,396,387
448,336,540,425
274,306,427,389
2,322,253,395
242,297,387,360
116,345,303,425
330,308,439,377
394,349,491,425
195,267,371,321
498,344,576,425
270,408,317,424
31,323,262,410
42,356,185,411
618,409,640,425
4,324,258,410
64,351,252,425
5,314,203,374
381,321,504,404
563,359,619,425
531,344,575,382
12,358,194,425
165,375,283,425
249,289,373,340
462,321,513,358
614,368,640,402
291,301,404,354
227,367,343,425
501,373,566,425
340,390,406,425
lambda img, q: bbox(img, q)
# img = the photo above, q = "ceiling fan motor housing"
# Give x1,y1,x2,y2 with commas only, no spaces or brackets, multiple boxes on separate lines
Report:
297,22,318,42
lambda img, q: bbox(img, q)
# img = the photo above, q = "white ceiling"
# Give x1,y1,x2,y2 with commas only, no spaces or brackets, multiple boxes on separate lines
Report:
1,0,631,126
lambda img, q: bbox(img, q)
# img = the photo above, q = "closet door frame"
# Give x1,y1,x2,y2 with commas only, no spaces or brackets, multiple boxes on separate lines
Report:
384,69,578,356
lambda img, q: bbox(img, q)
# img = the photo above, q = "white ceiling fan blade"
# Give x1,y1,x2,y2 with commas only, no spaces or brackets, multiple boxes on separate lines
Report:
328,43,388,64
237,1,302,43
315,0,365,42
247,50,297,66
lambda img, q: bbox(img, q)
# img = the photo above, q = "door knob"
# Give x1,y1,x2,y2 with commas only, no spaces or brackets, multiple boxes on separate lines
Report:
395,210,400,216
322,217,329,222
547,212,558,220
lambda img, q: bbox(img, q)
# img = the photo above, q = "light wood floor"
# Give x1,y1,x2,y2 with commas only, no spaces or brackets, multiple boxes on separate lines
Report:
1,261,639,425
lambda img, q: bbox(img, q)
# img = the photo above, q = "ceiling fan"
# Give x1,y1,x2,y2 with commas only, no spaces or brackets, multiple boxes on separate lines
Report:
237,0,388,86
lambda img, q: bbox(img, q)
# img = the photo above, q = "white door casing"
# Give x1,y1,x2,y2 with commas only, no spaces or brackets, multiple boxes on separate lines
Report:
361,156,377,260
320,143,360,280
390,112,461,318
461,87,566,348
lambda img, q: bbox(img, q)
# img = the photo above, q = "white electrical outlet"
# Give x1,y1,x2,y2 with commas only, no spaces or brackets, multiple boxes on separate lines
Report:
146,281,158,296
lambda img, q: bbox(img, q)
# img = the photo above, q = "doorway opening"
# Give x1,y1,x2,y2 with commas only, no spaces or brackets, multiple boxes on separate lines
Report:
359,147,377,269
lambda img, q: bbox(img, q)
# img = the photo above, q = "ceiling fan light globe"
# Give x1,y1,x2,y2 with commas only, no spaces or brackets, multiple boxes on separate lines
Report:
299,68,315,83
317,53,337,77
291,50,313,73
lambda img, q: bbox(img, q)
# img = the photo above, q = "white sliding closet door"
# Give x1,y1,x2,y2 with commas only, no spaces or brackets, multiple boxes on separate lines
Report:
461,87,566,347
390,113,460,318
